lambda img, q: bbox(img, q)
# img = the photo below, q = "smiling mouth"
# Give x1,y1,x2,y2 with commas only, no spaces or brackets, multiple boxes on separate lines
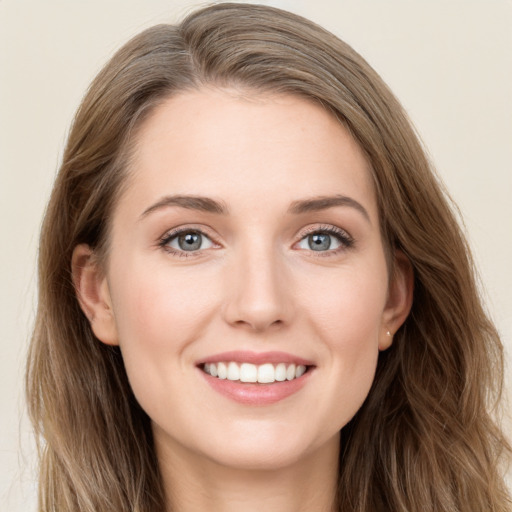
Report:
201,362,311,383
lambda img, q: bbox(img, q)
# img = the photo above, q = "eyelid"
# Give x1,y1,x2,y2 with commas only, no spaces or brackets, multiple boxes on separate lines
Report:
297,223,353,240
294,224,354,253
158,224,222,255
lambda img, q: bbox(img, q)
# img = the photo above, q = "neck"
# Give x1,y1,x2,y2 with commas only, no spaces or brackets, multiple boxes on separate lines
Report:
155,431,339,512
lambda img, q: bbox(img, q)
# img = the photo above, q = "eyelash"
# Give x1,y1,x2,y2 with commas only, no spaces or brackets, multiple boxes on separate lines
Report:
158,224,354,258
297,225,354,256
158,226,218,258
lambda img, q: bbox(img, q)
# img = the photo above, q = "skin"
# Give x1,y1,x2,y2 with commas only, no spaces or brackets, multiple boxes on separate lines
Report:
73,88,413,512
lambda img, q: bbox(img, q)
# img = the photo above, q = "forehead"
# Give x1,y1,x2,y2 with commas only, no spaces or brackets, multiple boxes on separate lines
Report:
122,88,377,220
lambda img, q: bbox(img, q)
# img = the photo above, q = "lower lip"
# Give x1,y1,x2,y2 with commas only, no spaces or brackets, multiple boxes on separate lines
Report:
198,368,313,405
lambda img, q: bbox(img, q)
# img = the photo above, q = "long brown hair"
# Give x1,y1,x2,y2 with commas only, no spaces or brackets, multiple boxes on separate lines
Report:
26,3,511,511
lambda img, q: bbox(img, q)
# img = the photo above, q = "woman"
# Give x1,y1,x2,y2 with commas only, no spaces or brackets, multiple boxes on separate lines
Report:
26,3,511,511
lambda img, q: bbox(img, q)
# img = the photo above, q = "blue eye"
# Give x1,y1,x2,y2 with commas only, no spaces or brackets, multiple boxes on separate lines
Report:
162,230,214,252
306,233,334,251
296,227,353,252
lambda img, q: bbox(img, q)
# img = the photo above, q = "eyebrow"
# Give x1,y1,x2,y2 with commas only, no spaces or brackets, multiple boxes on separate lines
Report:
140,195,228,218
288,195,371,223
140,193,370,223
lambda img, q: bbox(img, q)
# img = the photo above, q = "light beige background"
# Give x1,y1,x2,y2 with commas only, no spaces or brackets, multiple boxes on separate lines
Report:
1,1,511,509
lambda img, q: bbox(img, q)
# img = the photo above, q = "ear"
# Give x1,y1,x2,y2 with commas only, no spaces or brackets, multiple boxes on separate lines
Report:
71,244,119,346
379,249,414,351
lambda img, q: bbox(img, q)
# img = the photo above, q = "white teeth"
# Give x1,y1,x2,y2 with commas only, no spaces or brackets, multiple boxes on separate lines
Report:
258,363,275,383
203,361,309,383
275,363,287,382
296,365,306,378
240,363,257,383
227,362,239,381
217,362,227,379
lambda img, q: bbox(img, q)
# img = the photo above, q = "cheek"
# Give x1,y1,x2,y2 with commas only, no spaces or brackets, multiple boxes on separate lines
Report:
297,263,387,425
107,259,219,400
111,258,217,345
301,261,388,345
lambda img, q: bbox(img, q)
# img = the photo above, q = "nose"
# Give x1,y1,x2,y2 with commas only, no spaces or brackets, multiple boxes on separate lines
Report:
223,243,292,332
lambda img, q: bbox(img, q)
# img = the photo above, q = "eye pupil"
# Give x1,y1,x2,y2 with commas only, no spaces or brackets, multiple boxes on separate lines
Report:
308,233,331,251
178,232,202,251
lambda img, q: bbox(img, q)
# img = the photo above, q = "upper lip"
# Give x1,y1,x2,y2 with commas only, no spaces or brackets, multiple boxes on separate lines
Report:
197,350,315,366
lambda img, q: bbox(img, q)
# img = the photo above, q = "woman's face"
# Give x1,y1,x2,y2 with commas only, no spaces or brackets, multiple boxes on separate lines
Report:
77,88,411,471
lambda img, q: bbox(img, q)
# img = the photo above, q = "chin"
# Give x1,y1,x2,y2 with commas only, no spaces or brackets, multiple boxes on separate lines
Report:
203,440,312,472
194,421,339,472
